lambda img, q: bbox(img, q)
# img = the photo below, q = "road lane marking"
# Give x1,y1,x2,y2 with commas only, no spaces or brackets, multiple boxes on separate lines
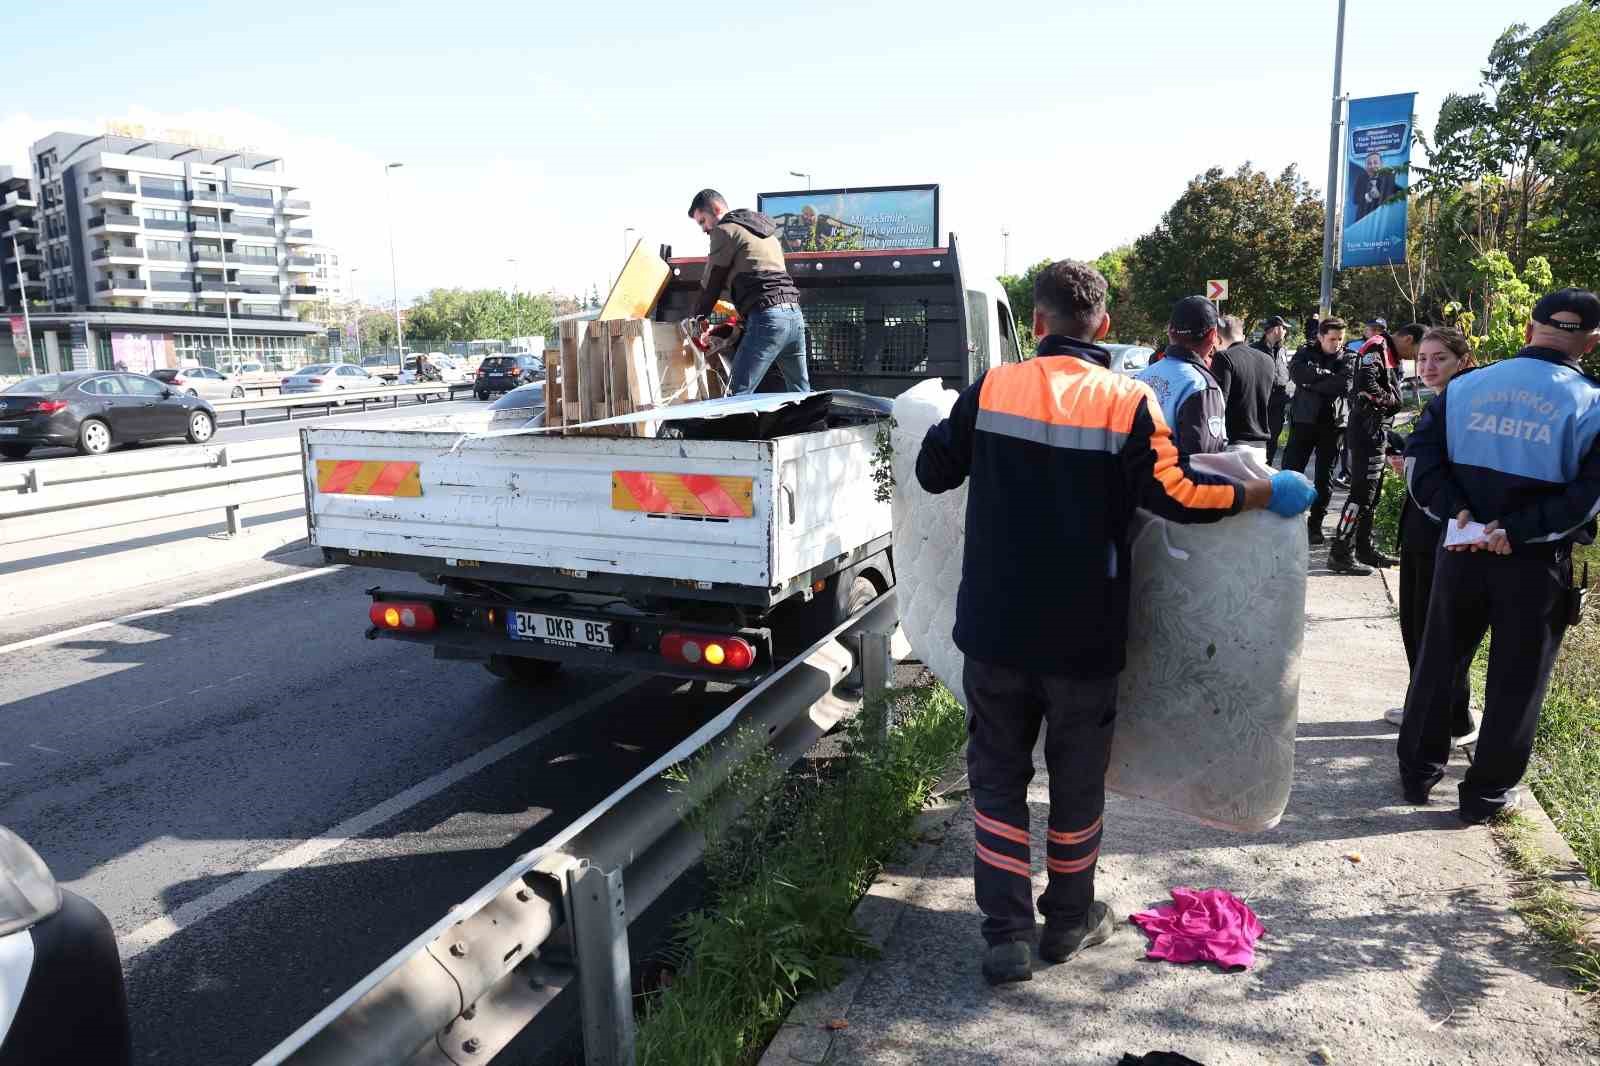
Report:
119,674,644,960
0,567,344,657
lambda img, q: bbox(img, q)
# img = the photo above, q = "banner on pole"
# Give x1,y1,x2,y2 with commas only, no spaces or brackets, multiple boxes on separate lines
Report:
7,315,32,373
1340,93,1415,269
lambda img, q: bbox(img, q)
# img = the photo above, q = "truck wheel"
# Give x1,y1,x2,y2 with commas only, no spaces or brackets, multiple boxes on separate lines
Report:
841,575,879,620
486,654,563,685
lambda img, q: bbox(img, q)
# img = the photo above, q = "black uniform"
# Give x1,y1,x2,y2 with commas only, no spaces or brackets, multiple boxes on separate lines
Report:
1281,342,1354,527
1210,340,1276,448
1399,345,1600,819
1331,338,1403,562
1397,493,1475,737
1258,338,1293,464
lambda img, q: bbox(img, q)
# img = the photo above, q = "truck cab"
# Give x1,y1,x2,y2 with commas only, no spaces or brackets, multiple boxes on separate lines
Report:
657,234,1022,399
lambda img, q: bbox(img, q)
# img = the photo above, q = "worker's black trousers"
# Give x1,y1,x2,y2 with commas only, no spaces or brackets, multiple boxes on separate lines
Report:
1398,549,1570,819
1265,388,1290,465
1333,429,1385,551
962,657,1116,946
1398,547,1475,737
1280,421,1341,519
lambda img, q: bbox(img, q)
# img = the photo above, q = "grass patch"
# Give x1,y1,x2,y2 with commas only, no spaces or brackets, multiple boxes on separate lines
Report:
1491,811,1600,994
635,683,966,1066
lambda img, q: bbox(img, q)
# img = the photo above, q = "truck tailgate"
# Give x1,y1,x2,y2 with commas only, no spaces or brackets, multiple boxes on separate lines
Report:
303,426,779,587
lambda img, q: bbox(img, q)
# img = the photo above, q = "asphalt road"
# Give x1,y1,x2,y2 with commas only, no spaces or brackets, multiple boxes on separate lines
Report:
0,553,740,1064
9,395,489,462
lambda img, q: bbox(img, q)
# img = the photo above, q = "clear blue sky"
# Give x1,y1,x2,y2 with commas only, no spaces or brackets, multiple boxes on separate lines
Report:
0,0,1566,305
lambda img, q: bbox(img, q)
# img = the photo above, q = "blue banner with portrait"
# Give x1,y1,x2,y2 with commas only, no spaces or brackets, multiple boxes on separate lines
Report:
1340,93,1414,269
757,185,939,253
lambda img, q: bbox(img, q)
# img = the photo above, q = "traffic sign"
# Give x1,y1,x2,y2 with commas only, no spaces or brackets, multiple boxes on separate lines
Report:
1207,279,1229,301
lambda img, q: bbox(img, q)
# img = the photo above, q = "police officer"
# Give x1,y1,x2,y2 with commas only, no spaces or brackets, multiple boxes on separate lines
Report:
1136,296,1229,456
916,260,1317,985
1399,288,1600,823
1282,318,1354,543
1329,321,1404,573
1257,316,1294,465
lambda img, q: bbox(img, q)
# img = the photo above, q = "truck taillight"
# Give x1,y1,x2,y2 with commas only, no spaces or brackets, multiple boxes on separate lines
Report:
369,601,437,632
660,632,754,671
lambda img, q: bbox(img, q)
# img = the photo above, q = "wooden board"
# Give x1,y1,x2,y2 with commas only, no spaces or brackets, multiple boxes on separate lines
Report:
560,323,583,428
543,348,562,429
597,241,670,321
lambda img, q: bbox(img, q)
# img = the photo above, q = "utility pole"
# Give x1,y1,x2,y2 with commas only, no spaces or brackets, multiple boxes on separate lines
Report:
1001,227,1010,276
349,266,361,358
212,201,236,364
11,234,35,375
384,162,405,354
1319,0,1349,315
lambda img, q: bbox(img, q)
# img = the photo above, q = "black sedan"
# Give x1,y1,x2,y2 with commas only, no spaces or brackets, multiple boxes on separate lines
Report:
0,371,218,459
474,354,543,399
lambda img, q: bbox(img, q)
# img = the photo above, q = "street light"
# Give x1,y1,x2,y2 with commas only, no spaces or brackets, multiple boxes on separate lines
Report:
623,226,637,261
349,266,361,358
788,170,812,190
384,162,404,355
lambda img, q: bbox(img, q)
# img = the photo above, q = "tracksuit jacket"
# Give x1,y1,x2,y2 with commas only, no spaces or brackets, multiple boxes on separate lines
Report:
915,335,1246,680
1135,344,1228,455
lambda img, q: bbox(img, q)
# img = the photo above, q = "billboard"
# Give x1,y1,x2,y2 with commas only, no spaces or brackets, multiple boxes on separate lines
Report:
111,331,157,374
1340,93,1415,269
7,315,33,374
758,184,939,253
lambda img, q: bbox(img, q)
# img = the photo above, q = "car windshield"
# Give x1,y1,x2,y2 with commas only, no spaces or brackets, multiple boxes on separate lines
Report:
483,357,515,370
294,364,335,376
5,374,64,393
151,369,179,380
491,383,545,409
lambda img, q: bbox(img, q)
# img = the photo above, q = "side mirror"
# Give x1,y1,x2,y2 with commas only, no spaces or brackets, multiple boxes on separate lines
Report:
161,388,175,398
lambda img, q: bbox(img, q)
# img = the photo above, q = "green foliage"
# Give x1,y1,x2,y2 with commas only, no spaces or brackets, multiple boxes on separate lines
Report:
1467,252,1552,362
404,287,554,344
998,258,1051,340
1130,163,1324,329
636,684,967,1066
1092,245,1165,344
870,418,897,505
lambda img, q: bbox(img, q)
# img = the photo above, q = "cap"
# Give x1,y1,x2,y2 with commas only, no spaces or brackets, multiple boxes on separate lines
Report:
1371,316,1388,329
1532,288,1600,333
1264,315,1289,330
1170,295,1219,336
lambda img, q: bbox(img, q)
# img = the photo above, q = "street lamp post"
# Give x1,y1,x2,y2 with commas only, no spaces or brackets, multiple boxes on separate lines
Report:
349,266,361,358
623,227,637,261
1001,227,1010,276
1319,0,1349,315
384,162,404,355
788,170,812,190
11,235,35,375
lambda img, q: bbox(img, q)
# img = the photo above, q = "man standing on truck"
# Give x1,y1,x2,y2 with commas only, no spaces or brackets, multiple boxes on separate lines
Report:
1136,295,1229,456
915,259,1317,986
687,189,810,395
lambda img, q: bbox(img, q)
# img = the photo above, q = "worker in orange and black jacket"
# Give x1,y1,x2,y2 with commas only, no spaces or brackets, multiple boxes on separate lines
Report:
915,260,1318,986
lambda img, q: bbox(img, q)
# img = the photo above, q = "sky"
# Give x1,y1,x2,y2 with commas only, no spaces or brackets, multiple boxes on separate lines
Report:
0,0,1567,308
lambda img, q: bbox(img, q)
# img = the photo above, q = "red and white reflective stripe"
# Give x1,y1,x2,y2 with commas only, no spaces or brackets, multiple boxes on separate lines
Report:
975,841,1031,878
1046,849,1101,875
973,809,1029,845
1046,817,1103,847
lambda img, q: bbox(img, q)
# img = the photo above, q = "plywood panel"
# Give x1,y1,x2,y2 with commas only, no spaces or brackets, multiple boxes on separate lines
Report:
597,241,671,321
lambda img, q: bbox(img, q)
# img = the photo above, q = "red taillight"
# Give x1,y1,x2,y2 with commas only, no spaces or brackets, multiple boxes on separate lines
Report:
660,631,755,671
368,601,438,632
507,367,521,377
307,376,324,384
25,400,68,414
171,374,187,385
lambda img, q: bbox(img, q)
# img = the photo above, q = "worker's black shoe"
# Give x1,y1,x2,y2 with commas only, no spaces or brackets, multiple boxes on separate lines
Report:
981,940,1033,985
1307,517,1326,545
1040,901,1116,964
1402,780,1432,805
1328,546,1373,575
1356,543,1398,568
1459,788,1522,825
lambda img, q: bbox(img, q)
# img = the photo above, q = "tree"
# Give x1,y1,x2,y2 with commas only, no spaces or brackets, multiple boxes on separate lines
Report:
1091,246,1164,344
1129,164,1324,330
998,259,1051,336
405,288,555,344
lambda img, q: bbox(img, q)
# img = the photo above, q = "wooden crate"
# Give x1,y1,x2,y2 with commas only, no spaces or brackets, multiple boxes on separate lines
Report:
555,319,694,436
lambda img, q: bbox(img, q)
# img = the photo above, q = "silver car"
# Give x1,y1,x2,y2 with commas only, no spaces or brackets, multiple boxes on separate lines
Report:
1103,344,1156,375
151,366,246,400
280,362,374,400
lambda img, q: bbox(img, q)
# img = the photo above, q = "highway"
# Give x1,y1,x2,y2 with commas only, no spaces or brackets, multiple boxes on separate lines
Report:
7,394,487,462
0,550,738,1064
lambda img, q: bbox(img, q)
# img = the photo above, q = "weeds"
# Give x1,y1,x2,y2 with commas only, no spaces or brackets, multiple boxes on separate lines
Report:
1491,811,1600,994
635,683,966,1066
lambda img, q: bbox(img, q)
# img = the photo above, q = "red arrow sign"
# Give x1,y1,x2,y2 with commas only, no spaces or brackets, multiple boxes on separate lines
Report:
1206,279,1229,301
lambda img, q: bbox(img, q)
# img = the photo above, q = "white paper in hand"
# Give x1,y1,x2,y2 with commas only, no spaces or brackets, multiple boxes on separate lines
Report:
1444,520,1489,548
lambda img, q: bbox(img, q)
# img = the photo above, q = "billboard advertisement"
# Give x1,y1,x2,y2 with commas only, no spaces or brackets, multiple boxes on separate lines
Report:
111,331,157,374
7,315,33,374
758,184,939,253
1341,93,1415,269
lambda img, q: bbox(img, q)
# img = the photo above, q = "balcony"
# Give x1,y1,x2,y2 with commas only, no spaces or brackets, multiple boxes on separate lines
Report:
139,184,186,201
84,179,137,202
6,272,43,290
150,280,197,293
190,248,224,263
91,247,147,263
88,212,141,233
234,260,280,274
228,221,277,238
5,220,40,238
284,228,313,244
147,248,189,262
286,256,316,271
3,249,42,265
3,191,36,209
94,279,149,294
227,192,275,209
239,291,282,305
144,218,190,232
289,285,320,300
281,198,311,216
146,288,193,303
189,188,226,207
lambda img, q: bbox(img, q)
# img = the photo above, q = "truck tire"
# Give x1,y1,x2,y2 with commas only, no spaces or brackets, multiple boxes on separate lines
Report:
486,654,563,685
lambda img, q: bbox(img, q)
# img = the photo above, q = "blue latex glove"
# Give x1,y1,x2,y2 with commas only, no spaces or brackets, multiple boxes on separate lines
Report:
1268,471,1317,517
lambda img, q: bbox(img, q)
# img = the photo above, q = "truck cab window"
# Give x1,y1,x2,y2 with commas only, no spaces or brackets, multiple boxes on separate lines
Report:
965,290,990,383
997,301,1022,363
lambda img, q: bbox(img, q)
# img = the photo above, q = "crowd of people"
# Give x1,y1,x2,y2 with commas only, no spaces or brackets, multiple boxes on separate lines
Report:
914,257,1600,986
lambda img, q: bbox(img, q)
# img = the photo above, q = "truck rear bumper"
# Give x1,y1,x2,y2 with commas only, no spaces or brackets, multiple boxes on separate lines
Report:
365,588,773,684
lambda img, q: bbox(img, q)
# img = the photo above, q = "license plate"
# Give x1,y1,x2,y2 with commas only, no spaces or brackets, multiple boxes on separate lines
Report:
507,610,613,651
0,427,17,435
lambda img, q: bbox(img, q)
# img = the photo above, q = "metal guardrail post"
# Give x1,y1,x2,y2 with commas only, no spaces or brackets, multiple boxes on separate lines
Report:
567,862,635,1066
858,631,892,742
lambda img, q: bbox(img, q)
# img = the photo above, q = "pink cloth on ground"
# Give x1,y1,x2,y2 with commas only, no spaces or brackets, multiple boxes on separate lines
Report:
1129,887,1265,970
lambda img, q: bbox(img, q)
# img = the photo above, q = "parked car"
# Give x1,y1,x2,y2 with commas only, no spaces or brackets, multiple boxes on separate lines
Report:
0,826,131,1066
1103,343,1156,375
152,365,247,400
0,372,217,458
281,363,375,401
474,354,544,399
489,380,546,426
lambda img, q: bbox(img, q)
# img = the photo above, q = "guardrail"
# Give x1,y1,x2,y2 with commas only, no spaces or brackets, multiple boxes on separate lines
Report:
212,383,479,425
256,599,899,1066
0,438,304,544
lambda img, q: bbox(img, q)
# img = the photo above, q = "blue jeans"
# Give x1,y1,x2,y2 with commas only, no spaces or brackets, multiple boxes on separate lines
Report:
728,305,809,394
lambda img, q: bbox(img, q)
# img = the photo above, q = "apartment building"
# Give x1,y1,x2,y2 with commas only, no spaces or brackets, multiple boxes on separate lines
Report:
0,131,321,374
0,167,42,313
